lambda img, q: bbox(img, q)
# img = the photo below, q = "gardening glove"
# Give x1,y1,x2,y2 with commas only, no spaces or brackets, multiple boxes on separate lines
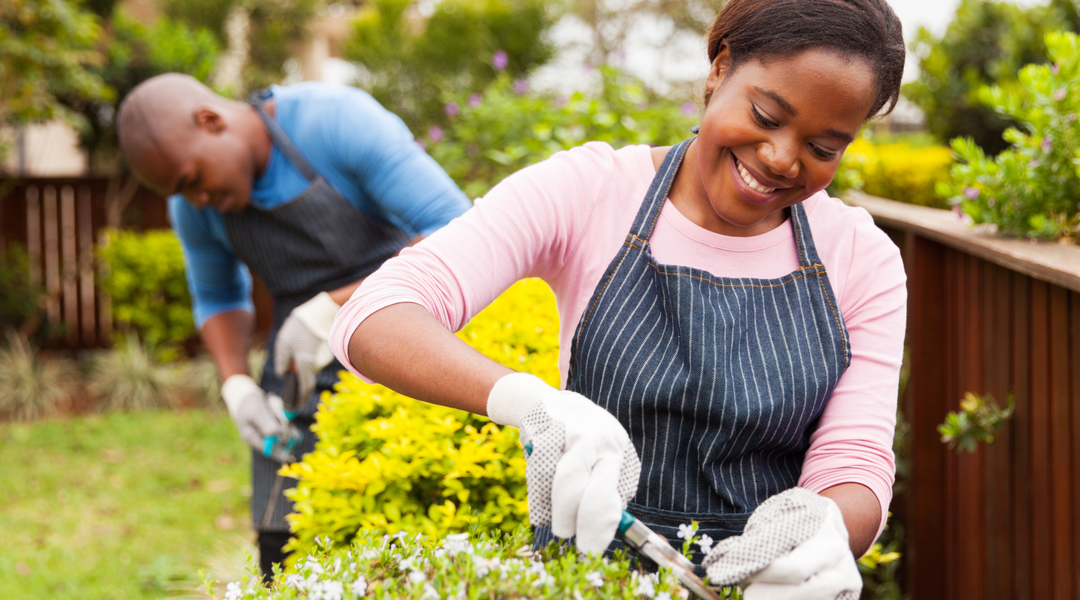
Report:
222,374,302,463
486,372,641,554
273,291,339,403
702,488,861,600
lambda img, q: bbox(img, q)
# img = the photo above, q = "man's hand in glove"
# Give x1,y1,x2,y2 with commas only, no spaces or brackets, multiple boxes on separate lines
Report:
273,291,339,402
486,372,640,554
702,487,861,600
222,374,301,463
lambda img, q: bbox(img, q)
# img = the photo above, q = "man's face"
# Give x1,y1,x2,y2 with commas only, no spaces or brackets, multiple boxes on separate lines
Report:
132,115,256,213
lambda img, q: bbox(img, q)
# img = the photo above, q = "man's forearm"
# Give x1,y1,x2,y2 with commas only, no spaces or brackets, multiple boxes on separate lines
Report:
201,310,255,380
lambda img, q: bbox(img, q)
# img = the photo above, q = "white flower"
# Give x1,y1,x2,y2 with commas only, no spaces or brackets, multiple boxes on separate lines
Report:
399,556,416,571
656,592,673,600
443,533,471,556
697,534,714,554
351,577,368,596
421,582,440,600
585,571,604,587
285,574,307,590
633,573,656,598
393,530,409,540
311,580,344,600
223,582,243,600
408,570,427,584
677,523,697,540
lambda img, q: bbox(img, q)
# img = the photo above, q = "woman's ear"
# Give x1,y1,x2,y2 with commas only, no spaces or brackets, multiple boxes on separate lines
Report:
705,42,732,98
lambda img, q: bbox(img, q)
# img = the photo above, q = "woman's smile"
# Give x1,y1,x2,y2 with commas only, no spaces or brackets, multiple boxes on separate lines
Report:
730,154,789,202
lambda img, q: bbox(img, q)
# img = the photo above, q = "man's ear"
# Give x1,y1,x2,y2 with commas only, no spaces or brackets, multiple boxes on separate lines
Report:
705,42,732,98
194,106,226,134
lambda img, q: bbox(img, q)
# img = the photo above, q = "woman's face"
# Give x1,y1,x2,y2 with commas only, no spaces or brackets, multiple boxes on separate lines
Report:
684,47,876,237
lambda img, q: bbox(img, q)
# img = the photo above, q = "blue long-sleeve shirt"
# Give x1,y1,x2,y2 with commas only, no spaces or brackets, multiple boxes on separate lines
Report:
169,82,471,327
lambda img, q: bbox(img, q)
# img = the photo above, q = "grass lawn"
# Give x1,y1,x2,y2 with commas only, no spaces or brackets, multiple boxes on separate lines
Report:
0,409,256,600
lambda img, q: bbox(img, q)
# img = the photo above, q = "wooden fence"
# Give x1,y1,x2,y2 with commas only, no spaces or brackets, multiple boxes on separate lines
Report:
0,177,170,347
847,192,1080,600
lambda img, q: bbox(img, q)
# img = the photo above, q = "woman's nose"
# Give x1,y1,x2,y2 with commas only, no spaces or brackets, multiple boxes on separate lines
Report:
759,138,800,179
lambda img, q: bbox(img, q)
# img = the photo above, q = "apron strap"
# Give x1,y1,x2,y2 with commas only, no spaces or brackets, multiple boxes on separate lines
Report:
628,136,694,245
788,203,823,269
248,89,321,183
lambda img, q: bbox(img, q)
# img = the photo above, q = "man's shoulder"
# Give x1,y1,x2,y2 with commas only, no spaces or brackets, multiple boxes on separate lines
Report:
273,82,382,117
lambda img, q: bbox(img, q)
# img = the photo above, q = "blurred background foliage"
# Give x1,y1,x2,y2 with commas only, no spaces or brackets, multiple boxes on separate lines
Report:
345,0,561,130
904,0,1080,154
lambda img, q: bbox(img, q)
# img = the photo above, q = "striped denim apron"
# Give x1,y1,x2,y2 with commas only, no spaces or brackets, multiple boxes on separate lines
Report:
222,91,411,531
534,137,851,565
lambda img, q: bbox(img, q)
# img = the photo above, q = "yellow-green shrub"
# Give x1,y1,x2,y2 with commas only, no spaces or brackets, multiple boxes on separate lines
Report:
282,278,560,557
832,138,953,209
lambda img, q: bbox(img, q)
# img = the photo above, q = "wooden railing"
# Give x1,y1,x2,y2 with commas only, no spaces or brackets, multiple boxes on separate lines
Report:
846,191,1080,600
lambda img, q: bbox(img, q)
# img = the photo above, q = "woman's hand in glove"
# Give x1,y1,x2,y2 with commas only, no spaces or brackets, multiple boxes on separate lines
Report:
486,372,640,554
702,488,861,600
273,291,339,402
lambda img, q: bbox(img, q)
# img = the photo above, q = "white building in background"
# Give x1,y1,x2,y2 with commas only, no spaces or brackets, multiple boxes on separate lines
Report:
1,121,87,177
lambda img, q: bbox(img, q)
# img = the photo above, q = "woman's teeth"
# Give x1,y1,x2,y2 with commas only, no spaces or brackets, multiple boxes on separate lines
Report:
736,159,777,193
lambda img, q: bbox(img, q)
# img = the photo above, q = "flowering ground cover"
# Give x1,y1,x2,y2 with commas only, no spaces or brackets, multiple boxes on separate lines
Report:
212,527,741,600
0,410,251,599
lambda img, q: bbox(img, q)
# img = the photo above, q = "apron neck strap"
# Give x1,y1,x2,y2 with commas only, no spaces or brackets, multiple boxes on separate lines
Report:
628,136,694,244
248,89,321,183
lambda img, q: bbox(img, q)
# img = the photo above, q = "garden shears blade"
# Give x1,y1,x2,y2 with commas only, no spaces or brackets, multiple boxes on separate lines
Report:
617,511,721,600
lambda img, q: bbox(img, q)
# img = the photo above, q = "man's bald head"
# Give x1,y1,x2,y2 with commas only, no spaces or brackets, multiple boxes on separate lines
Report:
117,73,227,166
117,73,267,211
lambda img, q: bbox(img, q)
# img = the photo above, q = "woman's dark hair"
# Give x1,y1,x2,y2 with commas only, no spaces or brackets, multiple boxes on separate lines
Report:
704,0,905,119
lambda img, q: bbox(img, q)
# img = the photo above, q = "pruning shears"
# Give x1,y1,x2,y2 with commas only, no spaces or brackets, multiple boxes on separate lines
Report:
260,369,305,529
617,511,721,600
522,442,720,600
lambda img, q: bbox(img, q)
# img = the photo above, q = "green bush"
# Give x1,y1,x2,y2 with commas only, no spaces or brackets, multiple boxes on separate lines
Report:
96,228,195,351
210,526,739,600
428,67,700,199
938,392,1014,453
87,333,185,411
830,137,954,208
0,243,42,334
281,279,560,558
903,0,1079,154
345,0,560,131
940,31,1080,242
0,332,76,421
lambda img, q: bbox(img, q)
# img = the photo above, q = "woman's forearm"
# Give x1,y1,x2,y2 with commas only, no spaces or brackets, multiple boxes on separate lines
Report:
818,482,882,557
348,302,513,415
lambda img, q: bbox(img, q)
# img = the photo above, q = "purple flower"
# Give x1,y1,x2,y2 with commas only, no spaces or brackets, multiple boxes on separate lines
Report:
1055,88,1067,101
444,102,460,118
512,78,529,95
416,139,427,151
491,50,508,71
680,102,697,117
1030,158,1042,168
583,62,596,73
962,186,980,200
953,205,965,220
467,93,483,109
1041,136,1053,153
1052,63,1060,75
427,126,444,143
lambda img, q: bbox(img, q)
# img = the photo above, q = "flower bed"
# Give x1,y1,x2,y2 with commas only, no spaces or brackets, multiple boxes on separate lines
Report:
213,528,738,600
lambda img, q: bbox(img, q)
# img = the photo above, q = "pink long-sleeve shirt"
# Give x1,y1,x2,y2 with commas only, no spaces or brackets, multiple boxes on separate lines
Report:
331,142,907,536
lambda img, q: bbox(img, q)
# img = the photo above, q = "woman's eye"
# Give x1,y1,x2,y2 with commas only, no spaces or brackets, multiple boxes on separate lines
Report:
751,105,778,128
810,144,838,160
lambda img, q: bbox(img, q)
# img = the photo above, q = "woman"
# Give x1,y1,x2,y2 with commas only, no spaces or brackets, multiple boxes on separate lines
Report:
331,0,906,595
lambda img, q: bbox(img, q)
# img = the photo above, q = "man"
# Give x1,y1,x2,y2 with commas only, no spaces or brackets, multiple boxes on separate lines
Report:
117,73,471,578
